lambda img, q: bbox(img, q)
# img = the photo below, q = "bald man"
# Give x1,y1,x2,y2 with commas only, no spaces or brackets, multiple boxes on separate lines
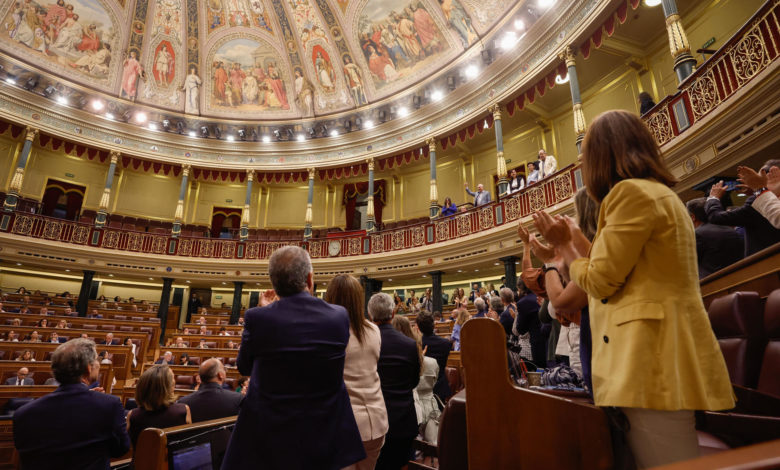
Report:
177,358,242,423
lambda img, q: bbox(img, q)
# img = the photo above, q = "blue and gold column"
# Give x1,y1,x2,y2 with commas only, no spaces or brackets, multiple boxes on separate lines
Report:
95,151,119,228
428,139,439,218
304,168,315,239
662,0,696,83
366,159,376,231
3,127,38,212
172,164,190,237
561,47,587,153
240,170,254,241
490,105,508,196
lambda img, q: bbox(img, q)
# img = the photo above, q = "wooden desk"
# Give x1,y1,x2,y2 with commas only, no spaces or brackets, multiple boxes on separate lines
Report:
0,343,132,380
0,362,113,395
163,335,241,350
151,347,238,365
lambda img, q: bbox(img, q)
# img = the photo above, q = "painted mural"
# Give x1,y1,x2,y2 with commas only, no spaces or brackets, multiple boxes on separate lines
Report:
209,38,291,112
459,0,514,31
207,0,272,33
0,0,118,82
357,0,451,89
438,0,477,47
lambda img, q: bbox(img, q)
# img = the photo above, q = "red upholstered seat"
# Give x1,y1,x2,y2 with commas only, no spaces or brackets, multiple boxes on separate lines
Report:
100,325,116,331
175,375,195,388
708,292,766,388
83,324,98,330
188,357,202,366
119,326,133,332
757,290,780,396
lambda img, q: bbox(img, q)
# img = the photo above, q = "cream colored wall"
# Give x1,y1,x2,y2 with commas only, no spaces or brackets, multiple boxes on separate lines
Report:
98,283,166,303
20,146,108,207
189,180,247,226
113,170,179,220
0,271,82,294
208,290,251,308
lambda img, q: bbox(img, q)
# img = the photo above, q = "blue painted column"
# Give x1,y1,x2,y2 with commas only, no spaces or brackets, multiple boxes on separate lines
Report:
240,170,254,241
366,160,376,231
662,0,696,83
428,139,439,218
3,127,38,212
171,165,190,237
561,47,587,153
95,151,119,228
304,168,315,239
491,105,508,196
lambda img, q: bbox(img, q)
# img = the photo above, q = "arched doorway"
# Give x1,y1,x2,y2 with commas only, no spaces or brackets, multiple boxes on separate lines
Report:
210,207,242,238
41,179,85,220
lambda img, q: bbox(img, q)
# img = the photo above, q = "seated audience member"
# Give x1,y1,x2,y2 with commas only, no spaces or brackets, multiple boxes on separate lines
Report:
113,296,121,302
112,302,121,310
178,359,243,423
201,308,208,315
686,197,744,278
3,330,18,342
227,340,236,350
80,333,89,339
218,327,230,336
706,159,780,255
526,162,540,184
98,351,112,364
325,274,389,470
127,365,191,448
472,297,487,318
36,318,49,328
441,196,457,216
498,288,517,337
179,353,191,366
124,337,137,368
13,339,130,468
6,367,33,385
16,307,29,314
369,293,421,470
538,149,557,179
739,163,780,228
44,377,60,386
417,311,452,401
25,331,41,343
49,332,60,344
62,307,73,316
465,182,491,206
99,333,115,345
11,318,21,327
97,295,106,301
16,287,27,294
197,339,209,349
512,279,546,368
16,350,35,361
508,168,525,194
174,337,186,348
235,377,249,395
155,351,174,365
56,319,68,329
405,290,418,309
197,316,207,325
221,246,365,469
237,317,245,326
638,91,656,115
128,297,135,304
38,306,48,315
391,315,438,429
450,308,469,351
198,325,209,335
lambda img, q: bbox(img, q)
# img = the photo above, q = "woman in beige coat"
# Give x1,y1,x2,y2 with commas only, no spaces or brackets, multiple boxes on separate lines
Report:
534,110,733,469
325,275,389,470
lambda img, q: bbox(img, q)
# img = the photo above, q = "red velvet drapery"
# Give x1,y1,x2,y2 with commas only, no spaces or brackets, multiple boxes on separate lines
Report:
342,180,386,230
211,207,242,238
41,180,85,220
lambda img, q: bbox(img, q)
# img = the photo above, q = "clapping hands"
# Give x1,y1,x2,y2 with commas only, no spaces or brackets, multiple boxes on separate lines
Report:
259,289,278,307
532,211,572,247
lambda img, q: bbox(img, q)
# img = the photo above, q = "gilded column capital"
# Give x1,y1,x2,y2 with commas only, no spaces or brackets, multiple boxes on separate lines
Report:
181,164,191,177
560,46,577,68
426,137,436,152
109,150,120,165
307,167,316,180
24,127,38,142
366,158,375,171
246,169,255,182
665,13,691,57
488,104,502,121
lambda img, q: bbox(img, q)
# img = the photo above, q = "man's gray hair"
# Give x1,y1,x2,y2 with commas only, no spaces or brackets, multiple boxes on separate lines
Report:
490,296,504,313
500,287,514,304
269,246,312,297
51,338,97,385
474,297,485,311
199,358,224,383
368,293,394,322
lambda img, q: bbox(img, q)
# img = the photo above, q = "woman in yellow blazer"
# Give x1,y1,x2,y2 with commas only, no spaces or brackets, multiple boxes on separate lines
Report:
533,110,733,469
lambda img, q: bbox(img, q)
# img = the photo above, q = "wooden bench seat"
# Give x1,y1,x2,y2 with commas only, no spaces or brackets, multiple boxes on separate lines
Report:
164,336,241,350
0,362,113,394
0,343,132,381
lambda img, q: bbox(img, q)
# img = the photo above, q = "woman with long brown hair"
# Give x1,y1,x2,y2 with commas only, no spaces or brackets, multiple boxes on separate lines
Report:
127,365,190,448
324,274,387,470
533,110,733,468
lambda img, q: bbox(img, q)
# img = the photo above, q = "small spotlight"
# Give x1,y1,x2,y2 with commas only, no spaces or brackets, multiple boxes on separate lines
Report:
148,122,158,130
481,49,493,65
431,90,443,101
200,126,209,137
514,18,525,30
214,127,221,139
250,129,257,141
483,119,489,129
273,129,281,140
177,121,185,134
413,95,422,109
262,135,271,143
4,77,15,85
378,110,387,122
56,95,68,105
24,77,38,90
162,119,171,130
355,117,362,128
286,128,294,140
644,0,662,5
105,113,115,120
44,85,56,96
330,129,339,137
237,129,246,140
134,112,147,123
226,135,235,141
397,106,409,117
344,120,352,131
500,31,518,50
555,73,570,85
188,130,197,137
363,120,374,129
307,127,316,137
91,100,104,111
465,65,479,79
297,134,305,141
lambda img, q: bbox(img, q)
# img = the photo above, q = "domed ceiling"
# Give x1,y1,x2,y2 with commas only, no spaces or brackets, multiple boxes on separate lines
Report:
0,0,517,120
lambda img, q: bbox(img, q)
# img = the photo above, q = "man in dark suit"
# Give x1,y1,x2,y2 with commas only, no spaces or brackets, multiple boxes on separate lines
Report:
154,351,174,365
222,246,364,470
178,358,242,422
98,332,115,346
13,339,130,469
5,367,34,386
417,311,452,401
187,293,202,323
706,172,780,256
686,197,745,278
370,293,421,470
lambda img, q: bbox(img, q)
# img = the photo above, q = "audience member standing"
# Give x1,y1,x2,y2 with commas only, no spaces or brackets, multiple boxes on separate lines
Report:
508,168,526,194
526,162,540,184
128,365,191,448
222,246,364,470
738,163,780,228
512,280,545,368
325,274,388,470
685,197,744,278
464,182,491,206
369,293,421,470
535,110,733,468
537,149,557,179
178,359,242,423
440,197,457,216
13,339,131,469
417,312,451,401
187,293,202,323
638,91,656,115
450,308,469,351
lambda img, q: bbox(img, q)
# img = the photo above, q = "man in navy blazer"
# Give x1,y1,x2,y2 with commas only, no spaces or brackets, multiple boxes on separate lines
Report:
417,311,452,401
178,358,242,422
222,246,364,470
13,339,130,469
369,293,421,470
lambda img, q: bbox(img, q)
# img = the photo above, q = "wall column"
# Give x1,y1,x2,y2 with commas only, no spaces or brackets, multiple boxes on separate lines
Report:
561,47,587,153
662,0,696,83
172,165,190,237
240,170,254,241
158,278,174,344
95,151,120,228
490,105,508,196
230,281,244,325
499,256,518,294
366,159,376,231
304,168,315,239
428,138,439,218
3,127,38,212
429,271,443,316
76,270,95,317
360,276,383,319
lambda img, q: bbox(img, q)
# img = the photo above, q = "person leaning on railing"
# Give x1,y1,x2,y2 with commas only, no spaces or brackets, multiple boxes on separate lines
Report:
532,110,733,469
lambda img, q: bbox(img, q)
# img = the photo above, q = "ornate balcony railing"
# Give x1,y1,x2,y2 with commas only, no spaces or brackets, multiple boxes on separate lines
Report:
0,166,581,260
643,0,779,147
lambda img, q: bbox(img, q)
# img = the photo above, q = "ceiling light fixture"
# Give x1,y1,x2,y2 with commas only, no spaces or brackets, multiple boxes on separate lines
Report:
330,129,339,137
363,120,374,129
297,134,306,141
226,135,235,142
108,274,114,277
105,113,114,120
56,95,68,105
538,0,556,8
514,18,525,30
555,73,570,85
90,99,104,111
148,122,158,131
464,65,479,79
500,31,518,50
4,77,15,85
188,130,197,137
262,135,271,143
134,112,147,123
644,0,662,5
431,90,443,101
148,277,154,280
397,106,409,117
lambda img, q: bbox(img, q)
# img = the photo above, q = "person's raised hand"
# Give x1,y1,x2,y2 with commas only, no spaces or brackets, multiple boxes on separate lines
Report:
709,180,727,200
737,166,766,191
766,166,780,196
529,234,555,263
259,289,277,307
517,222,531,244
464,182,469,188
532,211,571,246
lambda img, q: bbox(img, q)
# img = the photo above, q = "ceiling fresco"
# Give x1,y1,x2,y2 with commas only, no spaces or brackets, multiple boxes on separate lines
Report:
0,0,517,119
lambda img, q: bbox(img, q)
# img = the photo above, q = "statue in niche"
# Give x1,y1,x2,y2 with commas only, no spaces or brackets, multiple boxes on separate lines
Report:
294,68,314,116
183,66,202,114
121,50,146,100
